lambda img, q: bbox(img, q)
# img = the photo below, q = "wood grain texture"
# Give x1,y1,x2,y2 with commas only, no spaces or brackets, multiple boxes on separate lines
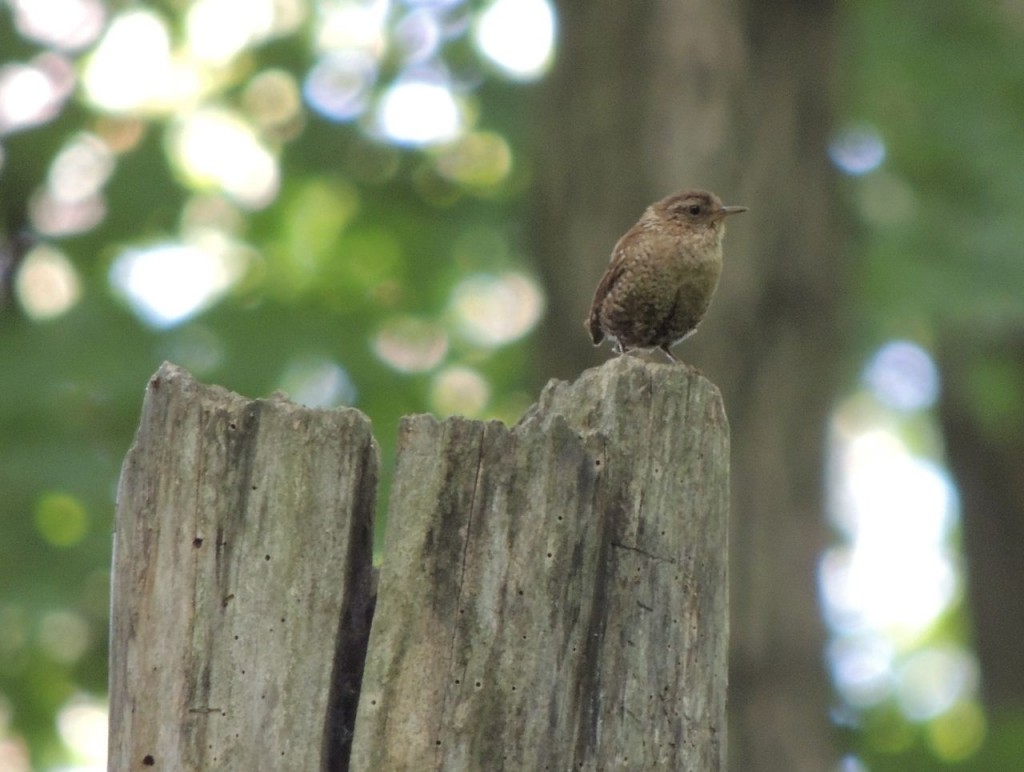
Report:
351,356,729,771
108,363,377,771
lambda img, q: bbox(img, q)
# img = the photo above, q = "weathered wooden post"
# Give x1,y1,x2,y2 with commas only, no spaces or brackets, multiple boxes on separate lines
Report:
109,356,729,771
108,365,377,770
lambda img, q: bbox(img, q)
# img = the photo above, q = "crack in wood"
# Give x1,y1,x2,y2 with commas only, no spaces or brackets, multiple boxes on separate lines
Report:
609,541,677,564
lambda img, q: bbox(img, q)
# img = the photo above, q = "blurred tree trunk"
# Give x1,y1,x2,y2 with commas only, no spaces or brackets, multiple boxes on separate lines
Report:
938,330,1024,710
532,1,848,769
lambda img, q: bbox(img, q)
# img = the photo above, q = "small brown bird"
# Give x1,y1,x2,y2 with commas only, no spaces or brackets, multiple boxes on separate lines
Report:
586,189,747,361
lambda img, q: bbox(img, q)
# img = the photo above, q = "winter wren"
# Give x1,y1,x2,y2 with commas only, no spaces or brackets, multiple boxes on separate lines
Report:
586,189,747,361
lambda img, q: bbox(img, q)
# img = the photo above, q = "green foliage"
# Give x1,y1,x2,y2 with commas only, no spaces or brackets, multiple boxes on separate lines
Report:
834,2,1024,769
846,0,1024,335
860,710,1024,772
1,1,545,764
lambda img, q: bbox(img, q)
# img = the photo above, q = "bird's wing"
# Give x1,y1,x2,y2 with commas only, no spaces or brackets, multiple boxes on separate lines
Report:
586,241,630,345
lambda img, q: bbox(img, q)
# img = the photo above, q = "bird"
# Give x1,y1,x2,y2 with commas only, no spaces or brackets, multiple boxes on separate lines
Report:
586,189,747,361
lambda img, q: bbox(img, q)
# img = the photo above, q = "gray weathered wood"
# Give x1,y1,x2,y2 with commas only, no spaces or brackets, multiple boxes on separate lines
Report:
109,356,729,771
351,356,729,771
108,363,377,771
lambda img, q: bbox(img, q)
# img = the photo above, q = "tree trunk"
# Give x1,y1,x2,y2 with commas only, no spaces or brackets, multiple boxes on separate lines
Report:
110,357,730,770
533,1,847,769
938,330,1024,710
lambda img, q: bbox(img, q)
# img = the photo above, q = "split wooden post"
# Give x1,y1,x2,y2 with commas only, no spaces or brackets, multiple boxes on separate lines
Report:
108,356,729,771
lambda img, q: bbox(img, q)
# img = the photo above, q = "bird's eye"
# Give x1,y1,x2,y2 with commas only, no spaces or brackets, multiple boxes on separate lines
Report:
687,204,702,216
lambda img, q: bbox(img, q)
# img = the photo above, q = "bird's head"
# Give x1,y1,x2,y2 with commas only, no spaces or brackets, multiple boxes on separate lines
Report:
659,189,748,229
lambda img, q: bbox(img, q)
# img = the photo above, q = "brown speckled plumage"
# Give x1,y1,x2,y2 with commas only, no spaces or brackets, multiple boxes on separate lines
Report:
586,189,747,361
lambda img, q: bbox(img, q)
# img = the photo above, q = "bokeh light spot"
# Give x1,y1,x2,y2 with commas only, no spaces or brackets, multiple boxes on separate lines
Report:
822,429,956,638
28,131,115,236
314,0,389,55
57,694,108,768
864,340,940,412
186,0,276,65
39,610,91,664
159,325,226,376
93,116,147,154
34,492,88,548
0,54,75,134
304,52,377,122
474,0,556,80
169,107,279,208
109,241,248,328
10,0,107,52
15,244,82,321
829,124,886,175
431,366,490,417
373,316,448,372
449,272,544,347
0,64,49,131
278,356,357,407
895,647,978,722
926,699,986,762
82,9,190,114
394,9,443,64
836,756,869,772
376,77,462,146
30,188,107,237
243,69,303,132
181,194,246,236
0,731,30,772
435,131,512,188
828,634,894,708
48,132,115,203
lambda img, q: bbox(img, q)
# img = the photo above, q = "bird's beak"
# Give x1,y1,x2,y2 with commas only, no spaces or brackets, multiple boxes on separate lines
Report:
720,205,748,217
